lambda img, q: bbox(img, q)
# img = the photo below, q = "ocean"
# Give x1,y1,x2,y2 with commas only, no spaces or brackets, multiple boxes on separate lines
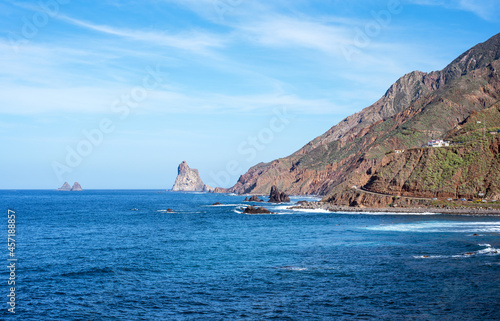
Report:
1,190,499,320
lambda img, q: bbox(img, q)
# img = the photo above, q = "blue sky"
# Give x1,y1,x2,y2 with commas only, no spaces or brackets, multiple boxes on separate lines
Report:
1,0,500,189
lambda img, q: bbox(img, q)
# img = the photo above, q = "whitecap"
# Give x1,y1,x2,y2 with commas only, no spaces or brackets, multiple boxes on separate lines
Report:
413,255,445,259
367,221,500,233
203,204,246,207
414,244,500,259
276,266,308,271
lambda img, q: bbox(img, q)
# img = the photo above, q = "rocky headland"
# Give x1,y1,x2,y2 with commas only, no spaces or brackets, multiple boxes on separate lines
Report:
215,32,500,210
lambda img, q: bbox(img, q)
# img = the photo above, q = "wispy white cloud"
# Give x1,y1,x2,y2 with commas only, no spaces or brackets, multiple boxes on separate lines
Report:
0,82,343,116
407,0,500,21
147,90,344,115
237,16,353,56
458,0,500,21
56,15,227,53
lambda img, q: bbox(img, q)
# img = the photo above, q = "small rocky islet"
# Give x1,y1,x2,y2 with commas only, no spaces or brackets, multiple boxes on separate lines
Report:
57,182,83,191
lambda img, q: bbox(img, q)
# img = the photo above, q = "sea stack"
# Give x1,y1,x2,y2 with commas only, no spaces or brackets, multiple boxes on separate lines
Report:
57,182,72,191
268,185,291,203
172,161,214,192
71,182,83,191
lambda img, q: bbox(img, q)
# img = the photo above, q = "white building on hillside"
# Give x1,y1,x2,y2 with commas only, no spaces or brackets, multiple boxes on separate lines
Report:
427,140,450,147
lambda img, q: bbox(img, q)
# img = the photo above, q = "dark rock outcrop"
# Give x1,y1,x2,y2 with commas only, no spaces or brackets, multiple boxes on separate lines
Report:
71,182,83,191
243,206,274,214
249,195,264,202
243,195,264,202
268,185,291,203
172,161,214,192
212,202,223,206
57,182,72,191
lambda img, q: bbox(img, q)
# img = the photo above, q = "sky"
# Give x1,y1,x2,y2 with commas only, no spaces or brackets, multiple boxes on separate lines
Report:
1,0,500,189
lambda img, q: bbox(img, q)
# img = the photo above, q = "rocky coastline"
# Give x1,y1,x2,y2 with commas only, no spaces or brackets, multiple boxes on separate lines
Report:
292,201,500,216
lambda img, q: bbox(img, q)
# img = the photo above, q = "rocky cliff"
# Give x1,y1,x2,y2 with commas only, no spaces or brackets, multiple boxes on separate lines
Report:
222,33,500,205
172,161,214,192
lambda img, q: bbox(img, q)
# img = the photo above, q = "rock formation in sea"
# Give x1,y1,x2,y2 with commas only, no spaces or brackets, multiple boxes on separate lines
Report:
244,195,264,202
71,182,83,191
243,206,274,214
57,182,72,191
171,161,214,192
268,185,291,203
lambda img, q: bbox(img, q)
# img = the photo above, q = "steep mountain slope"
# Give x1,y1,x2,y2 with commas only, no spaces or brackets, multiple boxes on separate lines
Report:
352,103,500,200
225,33,500,199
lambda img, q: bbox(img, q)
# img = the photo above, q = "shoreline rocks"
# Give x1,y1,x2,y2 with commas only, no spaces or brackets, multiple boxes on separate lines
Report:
291,201,500,216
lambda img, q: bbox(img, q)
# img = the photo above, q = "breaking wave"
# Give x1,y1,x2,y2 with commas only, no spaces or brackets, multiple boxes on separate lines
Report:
367,221,500,233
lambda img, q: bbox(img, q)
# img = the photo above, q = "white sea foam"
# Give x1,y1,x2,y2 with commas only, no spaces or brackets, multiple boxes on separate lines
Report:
273,205,292,211
414,244,500,259
203,204,246,207
277,266,308,271
290,196,322,202
367,221,500,233
413,255,445,259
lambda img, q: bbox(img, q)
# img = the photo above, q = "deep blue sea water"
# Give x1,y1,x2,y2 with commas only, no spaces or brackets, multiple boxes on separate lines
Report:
1,190,500,320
